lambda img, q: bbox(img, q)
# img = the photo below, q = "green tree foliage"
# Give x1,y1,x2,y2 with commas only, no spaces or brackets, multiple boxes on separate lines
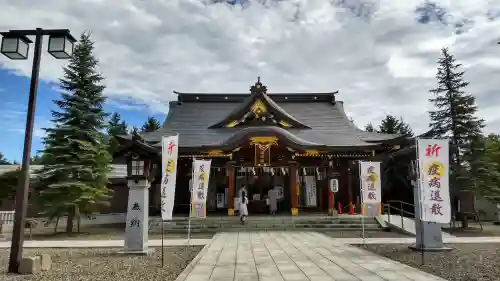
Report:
30,154,43,164
378,115,413,137
141,116,161,132
35,32,112,233
463,134,500,203
0,152,11,164
428,48,484,193
0,169,20,205
364,115,413,137
130,126,139,135
107,112,128,155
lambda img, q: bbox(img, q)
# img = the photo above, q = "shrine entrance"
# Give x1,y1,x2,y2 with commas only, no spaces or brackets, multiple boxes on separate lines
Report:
233,166,291,215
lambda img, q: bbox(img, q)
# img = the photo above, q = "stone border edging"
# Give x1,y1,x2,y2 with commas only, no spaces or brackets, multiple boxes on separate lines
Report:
174,243,211,281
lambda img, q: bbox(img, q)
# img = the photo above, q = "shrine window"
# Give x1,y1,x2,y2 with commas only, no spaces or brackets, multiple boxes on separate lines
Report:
131,160,145,176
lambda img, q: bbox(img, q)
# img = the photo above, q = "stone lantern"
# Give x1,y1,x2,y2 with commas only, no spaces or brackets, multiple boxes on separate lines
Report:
123,152,154,255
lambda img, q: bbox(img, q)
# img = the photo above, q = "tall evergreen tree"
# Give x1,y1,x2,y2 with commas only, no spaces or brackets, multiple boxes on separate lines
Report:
463,134,500,203
141,116,161,132
107,112,128,154
428,48,484,195
378,115,413,137
35,32,112,233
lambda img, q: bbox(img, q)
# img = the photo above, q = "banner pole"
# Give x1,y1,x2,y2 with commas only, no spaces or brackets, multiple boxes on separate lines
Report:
359,161,365,246
187,158,194,247
161,219,164,267
415,138,425,265
361,206,365,246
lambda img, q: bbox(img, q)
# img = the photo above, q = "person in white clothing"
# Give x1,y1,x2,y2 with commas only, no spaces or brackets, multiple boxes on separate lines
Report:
268,187,278,215
240,191,249,224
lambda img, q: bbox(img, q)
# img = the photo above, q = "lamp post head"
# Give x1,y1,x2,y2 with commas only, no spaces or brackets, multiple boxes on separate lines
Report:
48,30,76,59
0,33,32,60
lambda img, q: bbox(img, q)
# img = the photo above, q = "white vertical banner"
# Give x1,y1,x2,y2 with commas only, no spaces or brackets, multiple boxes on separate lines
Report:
190,159,212,218
417,139,451,223
161,135,179,221
304,176,317,207
359,161,382,204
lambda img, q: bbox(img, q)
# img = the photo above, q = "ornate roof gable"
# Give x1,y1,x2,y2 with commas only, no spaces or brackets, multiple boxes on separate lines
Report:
208,77,310,129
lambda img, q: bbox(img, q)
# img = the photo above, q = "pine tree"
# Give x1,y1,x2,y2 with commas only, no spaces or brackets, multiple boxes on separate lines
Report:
428,48,485,195
463,135,500,203
141,116,161,132
107,112,128,155
35,32,112,233
0,152,11,164
378,115,413,137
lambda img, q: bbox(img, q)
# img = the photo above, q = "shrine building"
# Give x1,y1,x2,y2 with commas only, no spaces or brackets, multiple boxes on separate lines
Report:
116,78,407,217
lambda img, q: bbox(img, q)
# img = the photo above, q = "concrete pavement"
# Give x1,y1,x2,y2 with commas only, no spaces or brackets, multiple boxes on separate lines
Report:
176,232,446,281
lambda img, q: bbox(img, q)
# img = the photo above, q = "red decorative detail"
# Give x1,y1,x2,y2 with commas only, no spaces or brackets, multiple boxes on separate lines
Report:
167,142,176,155
338,203,342,215
425,144,441,157
349,201,354,215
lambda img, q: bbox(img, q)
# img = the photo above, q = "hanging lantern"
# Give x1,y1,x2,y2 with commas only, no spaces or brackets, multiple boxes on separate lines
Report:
302,168,307,176
270,168,275,176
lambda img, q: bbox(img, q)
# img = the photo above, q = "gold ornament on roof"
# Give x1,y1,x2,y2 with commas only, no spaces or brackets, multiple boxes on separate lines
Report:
251,99,267,116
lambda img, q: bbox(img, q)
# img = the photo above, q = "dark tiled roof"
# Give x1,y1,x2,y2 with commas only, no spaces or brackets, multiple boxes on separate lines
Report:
136,93,400,148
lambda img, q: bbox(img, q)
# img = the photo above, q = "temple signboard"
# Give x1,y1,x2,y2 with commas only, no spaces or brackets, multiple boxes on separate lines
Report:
250,136,277,167
254,143,271,166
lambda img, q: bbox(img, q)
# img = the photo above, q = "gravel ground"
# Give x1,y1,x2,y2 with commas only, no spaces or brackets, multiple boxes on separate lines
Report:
322,230,411,238
442,223,500,237
20,229,214,241
0,246,202,281
358,243,500,281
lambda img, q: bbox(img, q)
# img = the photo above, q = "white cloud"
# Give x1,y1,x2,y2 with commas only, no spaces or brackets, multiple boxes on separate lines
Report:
0,104,49,139
0,0,499,135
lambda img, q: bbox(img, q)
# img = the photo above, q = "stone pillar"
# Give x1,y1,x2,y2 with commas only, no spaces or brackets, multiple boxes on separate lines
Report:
290,166,298,216
227,166,235,216
123,179,152,255
410,180,452,252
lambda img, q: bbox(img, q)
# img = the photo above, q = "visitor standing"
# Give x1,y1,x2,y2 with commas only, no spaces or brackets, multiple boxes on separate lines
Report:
240,191,248,224
268,187,278,215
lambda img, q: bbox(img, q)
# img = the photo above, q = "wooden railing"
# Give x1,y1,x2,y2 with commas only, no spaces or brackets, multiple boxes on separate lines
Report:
0,211,15,224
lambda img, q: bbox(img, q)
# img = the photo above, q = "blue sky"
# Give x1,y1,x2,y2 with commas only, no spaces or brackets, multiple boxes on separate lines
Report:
1,1,499,163
0,68,164,163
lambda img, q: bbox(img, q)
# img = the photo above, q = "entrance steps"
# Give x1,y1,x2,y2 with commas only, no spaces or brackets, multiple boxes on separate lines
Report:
148,215,382,233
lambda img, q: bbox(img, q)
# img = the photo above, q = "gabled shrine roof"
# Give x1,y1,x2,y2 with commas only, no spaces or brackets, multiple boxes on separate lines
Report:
131,80,401,150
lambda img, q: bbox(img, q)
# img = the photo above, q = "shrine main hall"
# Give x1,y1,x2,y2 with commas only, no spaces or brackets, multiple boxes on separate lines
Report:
117,79,407,217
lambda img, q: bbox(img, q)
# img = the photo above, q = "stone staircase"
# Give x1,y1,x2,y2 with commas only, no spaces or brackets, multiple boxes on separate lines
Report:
148,215,382,233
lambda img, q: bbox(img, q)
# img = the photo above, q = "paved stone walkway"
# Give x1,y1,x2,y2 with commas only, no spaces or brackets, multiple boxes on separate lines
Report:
176,232,445,281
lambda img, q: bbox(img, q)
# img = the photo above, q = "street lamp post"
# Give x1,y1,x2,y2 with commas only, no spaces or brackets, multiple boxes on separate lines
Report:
0,28,75,273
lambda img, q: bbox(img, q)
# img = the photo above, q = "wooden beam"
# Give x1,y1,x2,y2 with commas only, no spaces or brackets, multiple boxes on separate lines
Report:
226,166,235,216
290,166,299,216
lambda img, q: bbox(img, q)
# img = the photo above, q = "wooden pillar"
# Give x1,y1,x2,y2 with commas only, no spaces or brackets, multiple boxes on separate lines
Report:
227,166,235,216
290,166,298,216
347,161,353,205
